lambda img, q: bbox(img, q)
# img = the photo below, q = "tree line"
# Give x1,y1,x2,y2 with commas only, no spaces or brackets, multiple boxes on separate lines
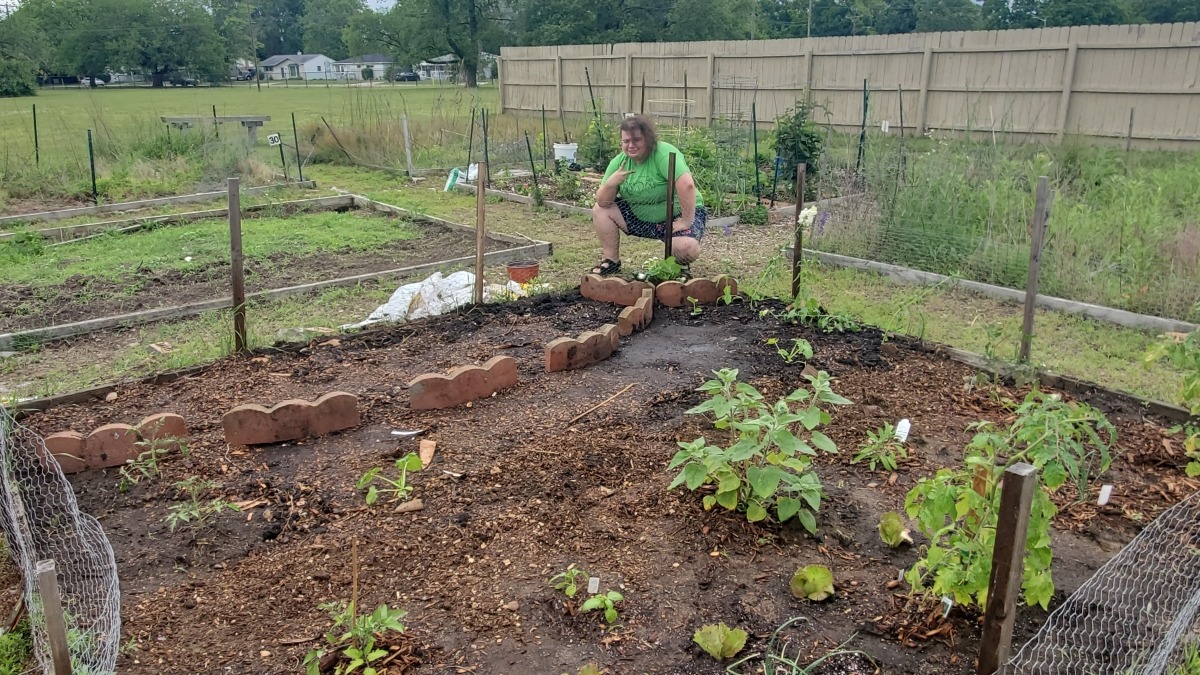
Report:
1,0,1196,95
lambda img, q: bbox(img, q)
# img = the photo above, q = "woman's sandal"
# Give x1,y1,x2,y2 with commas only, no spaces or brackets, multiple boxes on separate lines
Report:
590,259,622,276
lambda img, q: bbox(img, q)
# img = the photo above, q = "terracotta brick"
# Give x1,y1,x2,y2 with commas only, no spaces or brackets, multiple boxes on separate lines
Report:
655,276,739,307
546,324,619,372
43,431,86,474
222,392,360,446
136,413,189,454
655,280,686,307
618,306,637,336
83,423,140,469
408,356,518,410
637,288,654,329
580,274,653,306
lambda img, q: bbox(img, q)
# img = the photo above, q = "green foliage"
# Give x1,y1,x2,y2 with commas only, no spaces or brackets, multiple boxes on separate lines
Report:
1170,643,1200,675
878,512,912,548
0,620,31,675
852,422,907,472
773,102,824,202
357,453,423,505
164,478,240,532
304,601,407,675
579,590,623,624
669,368,851,532
789,564,834,601
555,169,582,201
578,117,617,171
764,296,860,334
548,566,589,599
693,622,748,661
765,337,813,365
640,256,684,283
738,203,769,226
0,59,36,98
119,420,189,491
1145,332,1200,416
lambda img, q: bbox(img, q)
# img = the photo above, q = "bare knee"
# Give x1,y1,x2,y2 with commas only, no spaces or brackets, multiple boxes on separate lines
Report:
672,237,701,264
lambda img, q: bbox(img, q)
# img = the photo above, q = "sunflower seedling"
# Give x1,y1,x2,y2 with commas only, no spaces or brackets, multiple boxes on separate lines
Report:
357,452,423,505
580,590,624,624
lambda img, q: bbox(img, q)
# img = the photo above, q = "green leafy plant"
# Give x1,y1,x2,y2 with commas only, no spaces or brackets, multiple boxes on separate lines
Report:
357,453,423,505
1144,331,1200,475
789,564,834,601
765,337,813,365
687,296,702,316
669,368,851,532
549,565,589,599
693,622,748,661
118,427,189,492
304,601,407,675
576,664,603,675
555,169,582,201
738,203,769,226
578,117,617,171
579,590,623,624
640,256,684,283
852,422,907,472
164,477,240,532
774,101,824,202
720,285,735,306
726,618,873,675
878,512,913,548
765,296,859,334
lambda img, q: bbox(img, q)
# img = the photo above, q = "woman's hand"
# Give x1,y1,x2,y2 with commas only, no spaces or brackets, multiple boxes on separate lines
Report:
672,217,692,233
606,167,632,187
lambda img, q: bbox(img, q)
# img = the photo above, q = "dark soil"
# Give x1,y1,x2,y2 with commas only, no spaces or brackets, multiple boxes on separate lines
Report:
15,293,1193,675
0,223,512,332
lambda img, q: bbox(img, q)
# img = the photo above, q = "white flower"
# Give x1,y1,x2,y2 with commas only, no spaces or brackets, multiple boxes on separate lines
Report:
798,206,818,228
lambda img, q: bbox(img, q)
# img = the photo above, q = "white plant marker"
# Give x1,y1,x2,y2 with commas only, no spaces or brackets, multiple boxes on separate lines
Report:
1098,484,1114,506
941,596,954,617
587,577,600,595
881,120,891,133
895,419,911,443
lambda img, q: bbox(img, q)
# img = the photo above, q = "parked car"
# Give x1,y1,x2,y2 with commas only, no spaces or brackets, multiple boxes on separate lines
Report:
79,78,106,88
393,71,420,82
170,76,198,87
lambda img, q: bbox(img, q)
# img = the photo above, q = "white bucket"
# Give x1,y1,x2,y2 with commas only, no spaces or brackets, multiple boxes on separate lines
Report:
553,142,578,162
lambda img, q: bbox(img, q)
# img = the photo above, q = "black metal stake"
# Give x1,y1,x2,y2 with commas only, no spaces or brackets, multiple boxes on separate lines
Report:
525,131,541,204
664,153,677,260
541,105,548,172
752,102,761,197
213,104,219,139
87,129,98,205
770,156,782,208
32,103,39,167
292,112,304,182
467,107,476,168
278,140,288,181
585,67,600,119
640,74,646,115
683,72,689,128
856,79,869,174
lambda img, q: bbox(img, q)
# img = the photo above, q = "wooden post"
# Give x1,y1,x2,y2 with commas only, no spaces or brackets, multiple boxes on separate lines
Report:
664,154,676,261
1018,176,1052,364
228,177,247,355
1055,43,1078,143
626,55,634,114
791,165,806,299
555,55,564,114
496,58,505,112
916,47,934,136
977,463,1038,675
706,54,715,126
804,48,815,103
1125,108,1135,151
474,162,487,305
401,114,415,177
35,560,71,675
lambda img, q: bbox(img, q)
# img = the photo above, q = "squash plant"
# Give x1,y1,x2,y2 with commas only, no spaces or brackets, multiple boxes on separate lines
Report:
668,366,850,532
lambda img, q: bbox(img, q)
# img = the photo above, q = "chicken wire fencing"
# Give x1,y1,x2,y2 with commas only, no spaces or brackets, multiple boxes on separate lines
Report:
1001,488,1200,674
0,409,121,674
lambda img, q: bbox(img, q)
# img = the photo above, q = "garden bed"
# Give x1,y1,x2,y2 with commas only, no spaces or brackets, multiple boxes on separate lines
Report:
13,291,1193,674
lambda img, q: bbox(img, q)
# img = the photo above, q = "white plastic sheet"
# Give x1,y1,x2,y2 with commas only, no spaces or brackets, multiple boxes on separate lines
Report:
342,271,524,329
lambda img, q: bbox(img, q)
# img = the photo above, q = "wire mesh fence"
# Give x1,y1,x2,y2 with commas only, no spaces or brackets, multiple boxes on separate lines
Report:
1003,488,1200,674
0,409,121,674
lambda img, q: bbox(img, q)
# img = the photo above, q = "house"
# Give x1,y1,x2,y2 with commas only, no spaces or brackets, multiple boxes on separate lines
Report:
417,53,496,82
332,54,393,80
259,53,335,81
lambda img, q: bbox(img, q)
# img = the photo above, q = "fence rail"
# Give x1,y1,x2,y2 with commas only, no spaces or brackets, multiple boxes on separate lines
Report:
499,21,1200,148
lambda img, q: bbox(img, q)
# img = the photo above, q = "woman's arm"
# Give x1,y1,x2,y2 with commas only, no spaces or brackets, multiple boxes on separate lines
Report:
596,156,630,207
673,172,697,230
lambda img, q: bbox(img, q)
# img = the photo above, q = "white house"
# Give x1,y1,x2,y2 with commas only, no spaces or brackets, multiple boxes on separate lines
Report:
259,53,335,81
332,54,393,80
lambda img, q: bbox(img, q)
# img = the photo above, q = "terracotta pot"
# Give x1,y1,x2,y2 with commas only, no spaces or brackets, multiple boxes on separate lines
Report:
506,260,540,284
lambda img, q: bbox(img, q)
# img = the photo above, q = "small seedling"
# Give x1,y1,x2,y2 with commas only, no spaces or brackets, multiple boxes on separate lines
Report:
693,622,748,661
789,564,834,601
549,565,590,599
304,601,407,675
687,296,702,316
878,512,913,548
852,422,907,472
579,590,624,624
164,477,240,532
118,423,189,491
720,285,735,306
765,337,813,364
357,452,423,505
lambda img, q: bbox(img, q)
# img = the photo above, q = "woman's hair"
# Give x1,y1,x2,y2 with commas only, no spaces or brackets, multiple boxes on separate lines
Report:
619,115,658,153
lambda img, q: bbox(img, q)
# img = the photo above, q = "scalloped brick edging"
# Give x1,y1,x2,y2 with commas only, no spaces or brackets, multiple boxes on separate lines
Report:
655,276,739,308
43,412,189,474
222,392,360,447
407,356,518,410
580,274,654,306
617,288,655,337
545,324,620,372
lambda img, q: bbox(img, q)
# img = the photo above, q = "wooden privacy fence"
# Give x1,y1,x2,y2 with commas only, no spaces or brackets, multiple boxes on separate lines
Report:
498,22,1200,148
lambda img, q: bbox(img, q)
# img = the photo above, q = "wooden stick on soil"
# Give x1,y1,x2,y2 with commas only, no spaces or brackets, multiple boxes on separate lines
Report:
791,164,807,299
228,177,247,355
35,560,71,675
474,162,488,305
567,383,636,426
351,536,360,619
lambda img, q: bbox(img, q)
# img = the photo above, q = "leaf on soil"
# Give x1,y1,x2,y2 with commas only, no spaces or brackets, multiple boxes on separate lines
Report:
879,512,913,548
419,439,436,468
790,564,835,601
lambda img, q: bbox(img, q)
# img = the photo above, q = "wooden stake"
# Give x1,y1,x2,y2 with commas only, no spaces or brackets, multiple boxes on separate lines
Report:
1019,176,1052,364
1125,107,1135,152
664,153,676,260
790,164,807,299
978,463,1038,675
350,536,360,621
228,178,247,354
474,162,487,305
567,383,635,426
35,560,71,675
401,114,415,178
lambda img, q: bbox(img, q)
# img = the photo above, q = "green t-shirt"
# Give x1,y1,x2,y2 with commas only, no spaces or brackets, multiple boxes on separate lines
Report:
602,141,705,224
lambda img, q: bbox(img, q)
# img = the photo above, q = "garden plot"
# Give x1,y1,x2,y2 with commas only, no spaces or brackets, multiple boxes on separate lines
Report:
0,195,549,343
14,291,1192,675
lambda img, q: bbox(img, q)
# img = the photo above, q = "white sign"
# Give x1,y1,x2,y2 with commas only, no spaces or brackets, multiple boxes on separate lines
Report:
267,133,282,147
881,120,891,133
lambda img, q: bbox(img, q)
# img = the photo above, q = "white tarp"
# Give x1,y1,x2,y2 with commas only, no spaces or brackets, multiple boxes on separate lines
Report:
342,271,524,329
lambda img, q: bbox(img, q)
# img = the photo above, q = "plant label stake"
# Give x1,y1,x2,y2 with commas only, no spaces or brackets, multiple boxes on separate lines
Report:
790,165,806,299
268,133,287,180
587,577,600,595
664,153,677,261
474,162,488,305
228,177,248,354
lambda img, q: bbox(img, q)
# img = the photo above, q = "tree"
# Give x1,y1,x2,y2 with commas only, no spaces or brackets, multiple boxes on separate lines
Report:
667,0,753,41
914,0,982,31
301,0,365,59
876,0,917,34
255,0,304,58
1132,0,1200,23
1040,0,1130,26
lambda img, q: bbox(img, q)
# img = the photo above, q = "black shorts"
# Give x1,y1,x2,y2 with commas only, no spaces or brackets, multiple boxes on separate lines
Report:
617,199,707,241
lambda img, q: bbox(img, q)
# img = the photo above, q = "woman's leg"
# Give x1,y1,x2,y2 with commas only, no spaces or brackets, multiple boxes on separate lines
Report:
592,202,627,263
671,236,701,264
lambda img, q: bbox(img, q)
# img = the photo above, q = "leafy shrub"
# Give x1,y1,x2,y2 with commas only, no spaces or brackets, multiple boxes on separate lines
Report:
578,117,617,171
773,101,823,201
0,58,36,98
